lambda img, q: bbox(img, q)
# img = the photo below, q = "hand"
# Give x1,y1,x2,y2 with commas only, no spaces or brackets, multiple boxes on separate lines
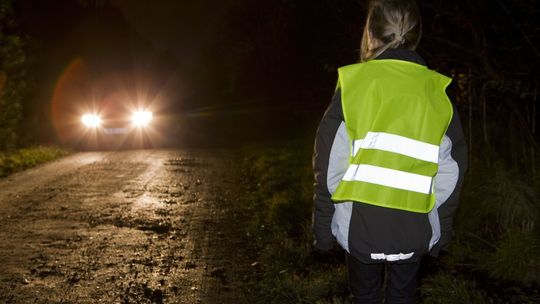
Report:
311,241,344,264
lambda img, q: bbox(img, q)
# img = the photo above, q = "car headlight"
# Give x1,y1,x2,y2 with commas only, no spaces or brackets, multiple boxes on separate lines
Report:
132,111,153,127
81,113,101,127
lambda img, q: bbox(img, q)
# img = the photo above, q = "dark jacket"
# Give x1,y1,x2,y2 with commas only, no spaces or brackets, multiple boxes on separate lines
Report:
312,48,468,263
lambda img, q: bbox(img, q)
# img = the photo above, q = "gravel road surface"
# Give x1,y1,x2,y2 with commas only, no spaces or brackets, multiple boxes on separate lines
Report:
0,149,240,303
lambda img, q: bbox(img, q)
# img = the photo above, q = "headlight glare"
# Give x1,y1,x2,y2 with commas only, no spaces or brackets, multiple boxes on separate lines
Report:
132,111,153,127
81,113,101,127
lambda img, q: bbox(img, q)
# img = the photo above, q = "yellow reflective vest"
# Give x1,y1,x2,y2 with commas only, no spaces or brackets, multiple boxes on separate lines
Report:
331,59,453,213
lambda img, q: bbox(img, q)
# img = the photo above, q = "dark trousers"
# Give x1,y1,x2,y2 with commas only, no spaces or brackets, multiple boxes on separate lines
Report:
346,253,421,304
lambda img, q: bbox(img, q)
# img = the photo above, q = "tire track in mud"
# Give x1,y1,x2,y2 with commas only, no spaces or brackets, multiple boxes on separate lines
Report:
0,149,240,304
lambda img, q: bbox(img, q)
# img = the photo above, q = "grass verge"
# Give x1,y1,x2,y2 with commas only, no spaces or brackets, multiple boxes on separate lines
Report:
0,146,71,177
237,141,349,304
237,141,540,303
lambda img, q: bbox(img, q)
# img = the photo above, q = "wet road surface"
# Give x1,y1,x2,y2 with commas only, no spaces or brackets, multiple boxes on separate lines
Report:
0,149,240,303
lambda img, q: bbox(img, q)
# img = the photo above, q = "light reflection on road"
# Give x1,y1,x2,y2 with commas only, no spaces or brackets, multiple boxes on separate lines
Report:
133,193,161,210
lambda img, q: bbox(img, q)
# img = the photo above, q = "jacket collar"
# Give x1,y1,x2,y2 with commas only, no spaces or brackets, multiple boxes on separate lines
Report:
375,48,426,66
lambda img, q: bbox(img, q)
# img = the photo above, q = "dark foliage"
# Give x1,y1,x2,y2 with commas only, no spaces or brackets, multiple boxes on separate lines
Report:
0,0,27,151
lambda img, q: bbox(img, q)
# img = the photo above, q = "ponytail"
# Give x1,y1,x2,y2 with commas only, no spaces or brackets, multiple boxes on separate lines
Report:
360,0,422,62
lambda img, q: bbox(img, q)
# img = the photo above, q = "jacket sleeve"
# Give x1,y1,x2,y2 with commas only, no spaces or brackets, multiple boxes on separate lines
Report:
312,89,349,252
430,103,468,256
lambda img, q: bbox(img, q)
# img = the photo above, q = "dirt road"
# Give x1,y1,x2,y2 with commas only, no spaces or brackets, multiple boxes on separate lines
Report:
0,149,241,304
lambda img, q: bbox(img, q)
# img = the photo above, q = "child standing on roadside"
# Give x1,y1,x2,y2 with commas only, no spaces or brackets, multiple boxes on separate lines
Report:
312,0,467,303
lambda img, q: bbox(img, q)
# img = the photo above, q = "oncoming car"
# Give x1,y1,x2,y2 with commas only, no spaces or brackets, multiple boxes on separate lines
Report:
77,105,159,150
51,62,178,150
54,92,175,150
73,98,164,150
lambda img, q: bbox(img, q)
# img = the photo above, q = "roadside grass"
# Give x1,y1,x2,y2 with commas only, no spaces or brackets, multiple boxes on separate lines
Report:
239,141,349,303
419,273,491,304
239,141,540,303
0,146,71,177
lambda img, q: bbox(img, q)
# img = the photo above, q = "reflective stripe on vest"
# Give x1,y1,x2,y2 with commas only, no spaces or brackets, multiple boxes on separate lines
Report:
343,164,433,194
331,59,453,213
351,132,440,163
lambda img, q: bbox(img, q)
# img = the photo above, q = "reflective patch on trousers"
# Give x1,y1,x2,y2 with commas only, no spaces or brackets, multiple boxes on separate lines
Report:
370,252,415,261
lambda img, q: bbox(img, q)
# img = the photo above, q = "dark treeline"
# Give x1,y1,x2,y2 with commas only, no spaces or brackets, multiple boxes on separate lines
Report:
223,0,540,169
208,0,540,167
216,0,539,103
0,0,538,151
0,0,27,151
